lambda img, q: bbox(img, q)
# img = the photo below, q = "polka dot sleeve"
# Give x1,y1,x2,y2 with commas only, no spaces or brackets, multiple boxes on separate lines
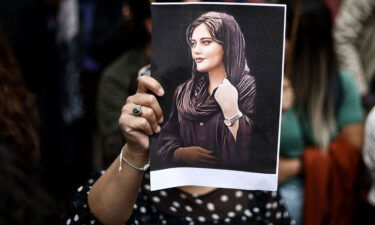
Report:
250,191,294,225
61,170,105,225
60,170,139,225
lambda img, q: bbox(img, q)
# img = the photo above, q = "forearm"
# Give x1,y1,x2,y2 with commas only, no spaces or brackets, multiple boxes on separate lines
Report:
340,123,364,151
88,146,148,225
278,158,302,183
223,107,240,141
228,121,239,141
226,114,253,142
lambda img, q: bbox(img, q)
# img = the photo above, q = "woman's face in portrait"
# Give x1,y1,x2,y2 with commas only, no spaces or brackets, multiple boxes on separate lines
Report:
190,24,224,73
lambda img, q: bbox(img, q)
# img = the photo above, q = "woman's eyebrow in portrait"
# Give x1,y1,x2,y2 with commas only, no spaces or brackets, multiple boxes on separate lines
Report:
190,37,214,46
192,37,213,41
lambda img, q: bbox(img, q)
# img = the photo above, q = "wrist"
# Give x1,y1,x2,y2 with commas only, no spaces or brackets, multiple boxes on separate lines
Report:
295,158,303,175
173,148,183,162
124,144,149,164
223,107,240,119
223,110,242,127
118,145,150,172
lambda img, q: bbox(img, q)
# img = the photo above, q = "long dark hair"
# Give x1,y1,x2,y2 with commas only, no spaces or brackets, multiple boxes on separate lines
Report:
185,11,250,86
0,30,40,164
0,29,58,225
286,0,338,148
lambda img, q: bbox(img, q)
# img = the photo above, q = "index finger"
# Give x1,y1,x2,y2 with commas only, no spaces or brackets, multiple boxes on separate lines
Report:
199,153,219,161
137,76,164,96
197,147,213,154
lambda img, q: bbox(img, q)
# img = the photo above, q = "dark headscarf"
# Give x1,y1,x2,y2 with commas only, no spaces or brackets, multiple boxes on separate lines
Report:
177,11,254,121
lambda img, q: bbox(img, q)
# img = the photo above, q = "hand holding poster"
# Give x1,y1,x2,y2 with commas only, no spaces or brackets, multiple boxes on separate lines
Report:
150,2,286,191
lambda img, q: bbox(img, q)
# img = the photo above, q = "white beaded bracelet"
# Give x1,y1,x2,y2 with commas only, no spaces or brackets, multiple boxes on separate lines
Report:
118,146,150,172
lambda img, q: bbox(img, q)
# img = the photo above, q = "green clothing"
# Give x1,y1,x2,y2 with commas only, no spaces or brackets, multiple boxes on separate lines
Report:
97,49,149,166
280,71,364,159
279,70,364,194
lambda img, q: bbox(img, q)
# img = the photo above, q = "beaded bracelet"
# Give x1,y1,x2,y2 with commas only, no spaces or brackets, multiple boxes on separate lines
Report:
118,146,150,172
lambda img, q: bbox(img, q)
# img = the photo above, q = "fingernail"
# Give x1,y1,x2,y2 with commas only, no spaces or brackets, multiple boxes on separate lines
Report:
155,125,161,133
158,88,164,96
159,116,164,124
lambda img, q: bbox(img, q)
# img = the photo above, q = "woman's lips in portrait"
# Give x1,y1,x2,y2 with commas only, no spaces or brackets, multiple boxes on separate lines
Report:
195,57,205,63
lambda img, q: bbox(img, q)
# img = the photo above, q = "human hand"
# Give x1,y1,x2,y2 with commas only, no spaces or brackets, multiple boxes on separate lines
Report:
119,76,164,156
214,79,239,118
282,78,294,111
174,146,219,167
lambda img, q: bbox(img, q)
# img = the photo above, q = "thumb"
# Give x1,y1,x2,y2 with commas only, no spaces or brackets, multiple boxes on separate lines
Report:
137,76,164,96
223,78,231,85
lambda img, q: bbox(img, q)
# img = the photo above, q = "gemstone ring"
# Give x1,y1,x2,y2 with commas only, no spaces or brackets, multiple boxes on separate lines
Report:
132,105,143,116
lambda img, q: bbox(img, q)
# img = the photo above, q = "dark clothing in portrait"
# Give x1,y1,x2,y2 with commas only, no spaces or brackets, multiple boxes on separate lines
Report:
158,74,256,170
153,11,261,171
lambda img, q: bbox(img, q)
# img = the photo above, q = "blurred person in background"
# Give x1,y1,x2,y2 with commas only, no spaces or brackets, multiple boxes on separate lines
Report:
0,0,69,208
334,0,375,111
278,0,364,225
97,0,151,167
90,0,151,68
334,1,375,223
0,29,58,225
0,0,105,213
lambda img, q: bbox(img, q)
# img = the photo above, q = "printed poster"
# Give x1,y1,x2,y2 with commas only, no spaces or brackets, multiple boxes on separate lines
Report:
149,2,286,191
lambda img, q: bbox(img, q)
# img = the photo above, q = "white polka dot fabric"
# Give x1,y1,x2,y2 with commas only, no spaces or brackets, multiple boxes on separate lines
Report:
61,170,292,225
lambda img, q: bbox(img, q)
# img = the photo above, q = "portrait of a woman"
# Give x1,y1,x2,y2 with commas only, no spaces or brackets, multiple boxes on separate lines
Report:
157,11,256,170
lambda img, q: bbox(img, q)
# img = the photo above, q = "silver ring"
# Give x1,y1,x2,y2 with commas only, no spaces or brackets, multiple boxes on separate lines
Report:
132,105,143,116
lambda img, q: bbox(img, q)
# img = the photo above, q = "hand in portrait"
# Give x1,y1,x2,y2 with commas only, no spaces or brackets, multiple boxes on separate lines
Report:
174,147,219,167
214,79,240,117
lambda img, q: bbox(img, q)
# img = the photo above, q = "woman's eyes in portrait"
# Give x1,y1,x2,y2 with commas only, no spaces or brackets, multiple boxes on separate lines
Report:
201,39,212,46
190,40,197,48
190,38,213,48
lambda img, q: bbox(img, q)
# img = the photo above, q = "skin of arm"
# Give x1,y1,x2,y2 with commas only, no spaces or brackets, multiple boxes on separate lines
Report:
214,79,240,139
278,157,302,183
88,76,164,225
88,146,148,225
340,123,364,151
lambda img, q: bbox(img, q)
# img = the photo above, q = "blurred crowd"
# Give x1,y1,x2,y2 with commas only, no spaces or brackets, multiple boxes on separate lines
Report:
0,0,374,224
